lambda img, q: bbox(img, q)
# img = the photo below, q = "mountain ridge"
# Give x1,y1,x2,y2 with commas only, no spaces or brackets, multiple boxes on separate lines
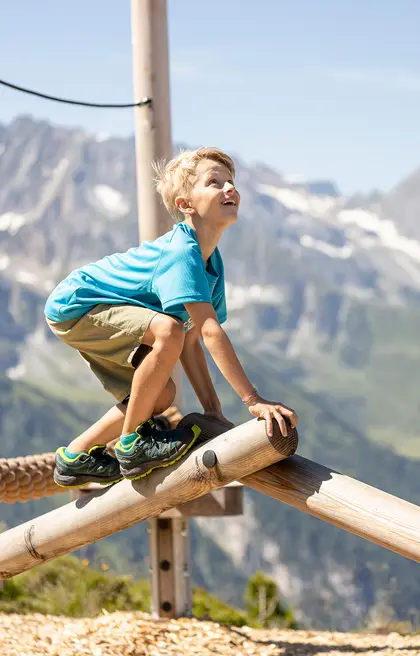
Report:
1,115,419,629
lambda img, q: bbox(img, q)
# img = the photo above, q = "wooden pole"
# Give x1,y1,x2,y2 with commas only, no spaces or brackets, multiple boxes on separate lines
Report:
131,0,172,242
131,0,188,616
148,517,192,618
0,419,297,578
130,0,183,414
243,455,420,562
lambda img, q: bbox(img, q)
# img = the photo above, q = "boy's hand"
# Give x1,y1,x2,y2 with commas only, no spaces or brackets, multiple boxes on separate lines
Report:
247,399,298,438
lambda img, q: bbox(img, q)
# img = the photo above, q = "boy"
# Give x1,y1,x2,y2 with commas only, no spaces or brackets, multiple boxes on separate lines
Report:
45,147,298,488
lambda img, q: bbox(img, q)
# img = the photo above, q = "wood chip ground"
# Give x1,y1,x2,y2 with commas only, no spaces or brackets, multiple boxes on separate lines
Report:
1,611,419,655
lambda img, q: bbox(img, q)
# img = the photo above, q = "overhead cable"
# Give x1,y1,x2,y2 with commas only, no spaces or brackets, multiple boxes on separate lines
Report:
0,78,151,109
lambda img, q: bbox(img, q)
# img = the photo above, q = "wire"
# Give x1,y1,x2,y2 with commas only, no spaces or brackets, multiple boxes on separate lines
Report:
0,78,152,109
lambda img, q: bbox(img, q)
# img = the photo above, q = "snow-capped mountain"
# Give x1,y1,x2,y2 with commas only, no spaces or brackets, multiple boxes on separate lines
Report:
2,115,420,302
2,115,420,383
1,115,420,631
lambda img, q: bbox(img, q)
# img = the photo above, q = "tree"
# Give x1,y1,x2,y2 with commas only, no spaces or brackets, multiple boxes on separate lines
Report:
244,570,297,628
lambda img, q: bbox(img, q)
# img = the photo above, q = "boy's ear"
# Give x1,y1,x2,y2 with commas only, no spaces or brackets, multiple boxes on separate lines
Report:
175,195,193,215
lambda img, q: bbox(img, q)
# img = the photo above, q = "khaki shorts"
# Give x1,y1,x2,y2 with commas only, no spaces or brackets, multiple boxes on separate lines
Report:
46,303,158,402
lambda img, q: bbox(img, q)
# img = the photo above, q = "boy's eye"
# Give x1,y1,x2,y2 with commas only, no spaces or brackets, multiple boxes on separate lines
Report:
209,179,219,185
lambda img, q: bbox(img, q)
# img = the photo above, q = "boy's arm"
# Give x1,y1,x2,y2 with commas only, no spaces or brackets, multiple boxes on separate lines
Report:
184,302,298,437
180,326,228,420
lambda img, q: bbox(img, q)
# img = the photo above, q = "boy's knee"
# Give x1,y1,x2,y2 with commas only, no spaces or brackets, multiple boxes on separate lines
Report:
153,315,185,349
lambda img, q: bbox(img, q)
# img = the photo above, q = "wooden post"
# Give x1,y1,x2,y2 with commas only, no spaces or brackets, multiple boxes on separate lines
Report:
0,419,297,578
148,484,244,618
130,0,183,403
131,0,191,617
148,517,192,618
131,0,172,242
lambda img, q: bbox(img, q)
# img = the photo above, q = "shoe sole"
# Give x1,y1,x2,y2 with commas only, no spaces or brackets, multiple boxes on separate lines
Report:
119,425,201,481
53,470,124,489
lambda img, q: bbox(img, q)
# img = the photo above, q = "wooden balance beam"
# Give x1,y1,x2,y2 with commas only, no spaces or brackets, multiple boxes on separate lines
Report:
1,416,419,579
0,417,297,579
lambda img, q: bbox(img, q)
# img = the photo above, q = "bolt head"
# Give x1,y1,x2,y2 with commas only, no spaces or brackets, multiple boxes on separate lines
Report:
202,450,217,468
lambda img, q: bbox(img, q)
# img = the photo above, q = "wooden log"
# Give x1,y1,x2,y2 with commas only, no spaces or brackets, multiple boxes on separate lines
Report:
70,482,243,518
0,418,297,578
242,455,420,562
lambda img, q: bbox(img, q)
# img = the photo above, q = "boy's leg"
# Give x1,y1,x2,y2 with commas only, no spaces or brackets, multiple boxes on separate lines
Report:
113,313,200,480
53,378,177,488
67,377,176,454
121,313,184,435
49,306,200,486
66,311,185,450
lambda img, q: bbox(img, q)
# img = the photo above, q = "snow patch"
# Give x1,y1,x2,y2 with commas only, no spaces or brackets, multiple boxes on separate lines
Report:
91,185,129,218
257,183,337,217
226,282,282,310
0,254,10,270
15,270,38,285
6,362,26,381
0,212,28,235
44,279,56,292
256,185,420,265
338,209,420,262
95,132,110,143
300,234,353,259
1,158,70,231
29,325,48,347
283,173,304,184
262,540,280,562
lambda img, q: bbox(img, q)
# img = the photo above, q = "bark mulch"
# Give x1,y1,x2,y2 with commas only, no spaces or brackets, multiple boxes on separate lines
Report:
0,611,419,656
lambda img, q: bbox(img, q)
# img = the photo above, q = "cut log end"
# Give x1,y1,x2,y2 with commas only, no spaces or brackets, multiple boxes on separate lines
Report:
178,412,298,458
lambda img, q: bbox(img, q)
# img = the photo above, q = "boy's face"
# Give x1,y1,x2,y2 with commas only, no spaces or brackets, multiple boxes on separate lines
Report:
180,158,240,227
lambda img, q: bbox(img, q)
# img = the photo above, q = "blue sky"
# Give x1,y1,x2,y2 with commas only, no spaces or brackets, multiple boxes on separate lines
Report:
1,0,420,195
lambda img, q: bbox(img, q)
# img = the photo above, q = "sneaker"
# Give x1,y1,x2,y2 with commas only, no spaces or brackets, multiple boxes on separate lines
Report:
54,445,123,488
114,419,201,480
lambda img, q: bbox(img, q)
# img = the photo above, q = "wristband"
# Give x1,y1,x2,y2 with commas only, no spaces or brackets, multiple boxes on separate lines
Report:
242,388,260,406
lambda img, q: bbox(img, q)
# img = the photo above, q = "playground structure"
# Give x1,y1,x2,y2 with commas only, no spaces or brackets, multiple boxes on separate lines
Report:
1,409,420,619
1,0,420,622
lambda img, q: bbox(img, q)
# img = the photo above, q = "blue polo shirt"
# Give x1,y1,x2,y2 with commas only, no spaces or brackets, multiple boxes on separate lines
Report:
44,222,227,329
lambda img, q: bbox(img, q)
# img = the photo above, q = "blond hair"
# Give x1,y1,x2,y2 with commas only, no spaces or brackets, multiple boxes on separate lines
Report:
153,147,235,222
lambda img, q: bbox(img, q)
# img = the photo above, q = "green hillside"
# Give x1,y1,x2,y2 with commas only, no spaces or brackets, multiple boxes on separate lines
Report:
300,301,420,459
